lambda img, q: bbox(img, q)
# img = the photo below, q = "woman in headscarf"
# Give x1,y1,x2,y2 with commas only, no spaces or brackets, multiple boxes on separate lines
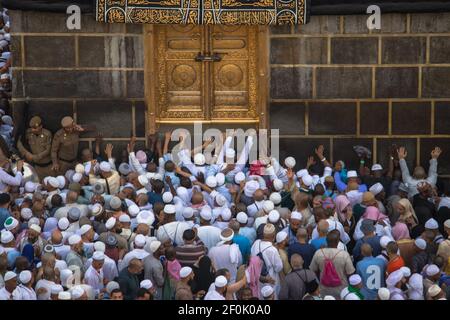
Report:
293,192,313,227
192,256,215,296
391,220,411,240
396,199,418,230
353,206,391,241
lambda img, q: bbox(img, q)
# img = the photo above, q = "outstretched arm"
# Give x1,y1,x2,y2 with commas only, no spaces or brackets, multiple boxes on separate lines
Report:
397,147,413,185
427,147,441,185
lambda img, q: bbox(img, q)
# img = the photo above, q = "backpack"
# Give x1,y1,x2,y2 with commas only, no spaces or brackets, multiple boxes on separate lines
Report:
257,241,271,277
320,249,342,287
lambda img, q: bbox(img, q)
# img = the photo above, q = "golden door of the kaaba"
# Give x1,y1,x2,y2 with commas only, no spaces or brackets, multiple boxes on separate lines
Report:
145,25,269,133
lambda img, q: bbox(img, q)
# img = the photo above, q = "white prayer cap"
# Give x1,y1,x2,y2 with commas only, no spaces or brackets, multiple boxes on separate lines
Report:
284,157,296,169
414,238,427,250
200,207,212,221
234,172,246,184
1,114,11,124
164,204,176,214
24,181,38,193
105,217,117,230
428,284,442,298
106,281,120,294
347,170,358,178
268,210,280,223
220,208,232,221
215,194,227,207
21,207,33,220
138,175,149,187
134,234,146,247
58,291,71,300
4,271,16,282
323,166,333,176
75,164,85,174
296,169,308,178
426,264,440,277
153,173,163,181
19,270,32,284
92,251,105,261
408,273,423,290
55,260,68,271
51,284,64,295
400,266,411,278
386,269,404,287
140,279,153,290
150,240,161,253
290,211,302,221
30,224,41,234
68,234,82,245
1,230,13,243
214,275,227,288
72,172,82,183
244,179,261,196
269,192,282,205
371,164,383,171
162,192,173,204
301,175,313,187
4,217,18,231
225,148,235,159
261,285,274,298
323,295,336,300
194,153,206,166
263,200,274,213
236,212,248,224
71,286,85,299
215,173,225,186
128,204,140,217
206,176,217,188
28,217,39,228
58,217,70,231
68,207,81,220
369,183,384,196
272,179,283,191
78,224,92,236
94,241,106,253
276,231,288,244
56,176,66,189
99,161,111,172
119,214,131,223
179,266,193,279
109,196,122,210
182,207,194,219
48,177,60,188
345,293,361,300
90,203,103,217
377,287,390,300
60,269,73,287
379,236,392,249
263,223,276,235
349,274,362,286
136,210,155,226
220,229,234,242
425,218,439,230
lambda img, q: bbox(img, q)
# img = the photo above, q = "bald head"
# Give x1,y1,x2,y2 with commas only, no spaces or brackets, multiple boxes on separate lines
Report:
290,254,304,269
317,220,329,235
51,230,63,245
192,192,204,205
228,220,240,232
361,243,373,257
254,189,264,202
66,191,78,204
136,223,150,236
296,228,308,240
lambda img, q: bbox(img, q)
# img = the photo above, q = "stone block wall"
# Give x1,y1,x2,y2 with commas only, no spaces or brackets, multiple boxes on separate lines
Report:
270,13,450,173
8,10,450,174
9,11,145,160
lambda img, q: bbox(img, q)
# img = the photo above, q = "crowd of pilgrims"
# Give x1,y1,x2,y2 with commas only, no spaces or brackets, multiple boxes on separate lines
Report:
0,115,449,301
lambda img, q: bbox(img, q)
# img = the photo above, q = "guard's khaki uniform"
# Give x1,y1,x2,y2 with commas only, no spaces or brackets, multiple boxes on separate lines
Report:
51,129,80,175
17,129,53,180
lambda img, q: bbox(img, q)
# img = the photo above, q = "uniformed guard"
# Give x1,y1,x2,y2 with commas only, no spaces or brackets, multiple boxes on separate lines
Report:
51,116,84,175
17,116,53,180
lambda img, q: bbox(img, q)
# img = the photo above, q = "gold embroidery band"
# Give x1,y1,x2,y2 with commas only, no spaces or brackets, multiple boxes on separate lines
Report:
95,0,308,25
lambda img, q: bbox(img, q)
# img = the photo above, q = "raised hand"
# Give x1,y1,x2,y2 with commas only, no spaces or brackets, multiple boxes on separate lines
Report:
431,147,442,159
307,156,316,168
105,143,114,159
397,147,407,160
315,145,325,160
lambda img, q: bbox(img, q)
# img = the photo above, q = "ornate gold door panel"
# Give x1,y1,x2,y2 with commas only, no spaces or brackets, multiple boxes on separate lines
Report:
145,25,268,132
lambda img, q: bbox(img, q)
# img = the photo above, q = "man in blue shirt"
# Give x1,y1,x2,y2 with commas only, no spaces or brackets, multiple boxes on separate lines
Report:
230,220,251,264
0,193,11,230
352,219,382,263
356,243,386,300
310,220,328,250
287,228,316,268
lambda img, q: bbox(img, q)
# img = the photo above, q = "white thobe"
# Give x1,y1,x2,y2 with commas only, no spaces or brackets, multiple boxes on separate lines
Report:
84,265,104,296
208,243,242,283
204,289,225,300
12,285,37,300
196,225,222,250
156,221,191,246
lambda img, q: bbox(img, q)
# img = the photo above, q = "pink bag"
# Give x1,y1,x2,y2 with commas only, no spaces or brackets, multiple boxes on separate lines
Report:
320,249,342,287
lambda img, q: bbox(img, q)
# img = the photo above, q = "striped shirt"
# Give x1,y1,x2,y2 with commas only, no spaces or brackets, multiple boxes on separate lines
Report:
175,243,206,267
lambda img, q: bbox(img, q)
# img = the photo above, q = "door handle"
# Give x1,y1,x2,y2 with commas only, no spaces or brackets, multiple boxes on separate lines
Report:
195,52,222,62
